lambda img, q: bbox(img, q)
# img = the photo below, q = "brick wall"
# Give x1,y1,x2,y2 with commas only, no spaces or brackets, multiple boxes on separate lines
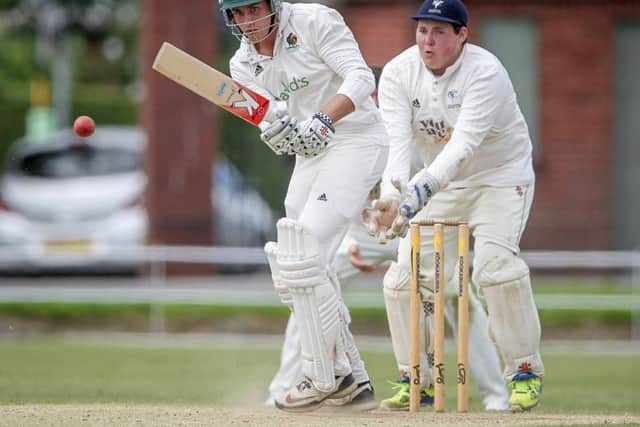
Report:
343,1,640,249
141,0,216,273
346,2,417,67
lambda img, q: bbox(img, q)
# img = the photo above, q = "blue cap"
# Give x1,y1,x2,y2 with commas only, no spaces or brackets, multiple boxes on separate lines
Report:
412,0,468,27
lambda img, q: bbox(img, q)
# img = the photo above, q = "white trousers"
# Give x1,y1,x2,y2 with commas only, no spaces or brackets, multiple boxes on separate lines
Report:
267,125,388,400
396,184,543,381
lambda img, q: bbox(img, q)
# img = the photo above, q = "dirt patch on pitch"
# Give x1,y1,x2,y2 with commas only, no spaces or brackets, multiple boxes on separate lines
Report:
0,405,637,427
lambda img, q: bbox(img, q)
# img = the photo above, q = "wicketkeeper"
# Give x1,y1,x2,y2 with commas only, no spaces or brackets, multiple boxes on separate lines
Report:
365,0,544,412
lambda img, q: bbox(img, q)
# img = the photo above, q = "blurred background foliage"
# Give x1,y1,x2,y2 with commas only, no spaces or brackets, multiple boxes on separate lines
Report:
0,0,290,215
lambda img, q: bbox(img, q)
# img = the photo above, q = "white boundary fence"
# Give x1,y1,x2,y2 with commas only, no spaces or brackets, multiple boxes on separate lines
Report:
0,246,638,339
1,245,638,270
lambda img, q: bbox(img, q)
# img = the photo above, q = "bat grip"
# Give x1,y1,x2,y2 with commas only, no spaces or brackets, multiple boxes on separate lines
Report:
264,100,288,123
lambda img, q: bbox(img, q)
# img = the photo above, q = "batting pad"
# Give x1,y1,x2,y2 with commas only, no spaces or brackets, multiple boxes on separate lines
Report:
383,262,433,387
264,241,292,308
276,218,348,392
328,269,370,386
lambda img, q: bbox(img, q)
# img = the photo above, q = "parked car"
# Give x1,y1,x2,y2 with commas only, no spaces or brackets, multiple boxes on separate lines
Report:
212,154,275,247
0,127,147,274
0,126,275,274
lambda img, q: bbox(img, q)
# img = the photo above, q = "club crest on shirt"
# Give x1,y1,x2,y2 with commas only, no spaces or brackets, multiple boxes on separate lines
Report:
286,32,299,50
447,89,461,109
419,118,453,144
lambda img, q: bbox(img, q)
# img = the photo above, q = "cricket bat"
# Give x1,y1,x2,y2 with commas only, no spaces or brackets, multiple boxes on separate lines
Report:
152,42,277,126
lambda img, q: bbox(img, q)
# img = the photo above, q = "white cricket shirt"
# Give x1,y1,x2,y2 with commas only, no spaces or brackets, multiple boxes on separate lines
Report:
378,44,534,196
229,2,382,137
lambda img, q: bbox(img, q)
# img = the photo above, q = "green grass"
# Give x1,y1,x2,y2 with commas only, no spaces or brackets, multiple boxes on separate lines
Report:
0,303,289,321
531,277,634,295
0,302,632,329
0,337,638,413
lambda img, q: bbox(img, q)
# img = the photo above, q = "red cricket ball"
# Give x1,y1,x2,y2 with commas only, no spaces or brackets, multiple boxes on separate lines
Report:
73,115,95,137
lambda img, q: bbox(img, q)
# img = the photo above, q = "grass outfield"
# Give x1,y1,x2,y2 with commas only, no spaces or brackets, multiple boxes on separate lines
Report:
0,302,632,333
0,336,638,414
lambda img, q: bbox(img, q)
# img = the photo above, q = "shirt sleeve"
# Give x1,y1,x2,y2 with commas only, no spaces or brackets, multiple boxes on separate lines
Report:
311,8,375,109
378,62,413,198
426,63,510,188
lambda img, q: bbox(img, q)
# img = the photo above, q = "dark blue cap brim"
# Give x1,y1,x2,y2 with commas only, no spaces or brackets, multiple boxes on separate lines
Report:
411,14,466,26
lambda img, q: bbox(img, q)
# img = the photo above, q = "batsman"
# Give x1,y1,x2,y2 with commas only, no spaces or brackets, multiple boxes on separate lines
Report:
218,0,388,412
365,0,544,412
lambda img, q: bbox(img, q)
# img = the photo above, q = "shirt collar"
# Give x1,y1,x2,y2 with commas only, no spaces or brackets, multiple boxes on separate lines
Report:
236,2,292,65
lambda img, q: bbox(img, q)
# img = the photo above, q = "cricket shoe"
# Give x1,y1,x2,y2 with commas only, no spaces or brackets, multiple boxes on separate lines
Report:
275,374,357,413
508,372,542,412
379,377,434,411
324,381,378,412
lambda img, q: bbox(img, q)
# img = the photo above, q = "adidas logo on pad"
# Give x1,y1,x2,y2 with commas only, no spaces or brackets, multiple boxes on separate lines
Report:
317,193,327,202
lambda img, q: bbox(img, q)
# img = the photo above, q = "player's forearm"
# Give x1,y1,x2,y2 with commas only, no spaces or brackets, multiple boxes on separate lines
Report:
426,65,505,188
320,94,355,123
380,145,412,199
424,132,472,190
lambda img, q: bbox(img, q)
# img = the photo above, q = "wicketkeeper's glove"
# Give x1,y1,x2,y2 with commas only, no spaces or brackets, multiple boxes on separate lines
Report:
386,172,440,239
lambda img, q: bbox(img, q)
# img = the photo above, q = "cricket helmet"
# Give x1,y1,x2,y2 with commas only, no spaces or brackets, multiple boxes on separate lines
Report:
219,0,282,43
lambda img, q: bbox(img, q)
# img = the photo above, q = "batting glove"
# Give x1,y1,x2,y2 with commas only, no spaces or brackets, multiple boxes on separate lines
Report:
295,112,334,158
259,114,301,155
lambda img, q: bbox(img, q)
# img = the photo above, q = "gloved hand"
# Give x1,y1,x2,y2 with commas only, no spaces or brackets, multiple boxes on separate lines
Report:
362,195,400,243
295,112,335,158
259,114,301,155
387,172,440,239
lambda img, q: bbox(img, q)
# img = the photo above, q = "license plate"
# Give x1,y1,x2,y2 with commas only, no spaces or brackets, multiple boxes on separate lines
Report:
42,239,94,254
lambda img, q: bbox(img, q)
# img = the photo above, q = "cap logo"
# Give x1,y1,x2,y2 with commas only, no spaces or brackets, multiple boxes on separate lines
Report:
429,0,444,14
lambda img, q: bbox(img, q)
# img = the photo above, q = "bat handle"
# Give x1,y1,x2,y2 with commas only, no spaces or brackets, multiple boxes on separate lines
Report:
264,100,288,123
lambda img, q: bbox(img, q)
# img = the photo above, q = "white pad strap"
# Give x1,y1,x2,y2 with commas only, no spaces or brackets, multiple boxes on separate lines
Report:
476,250,544,379
383,262,433,387
276,218,346,391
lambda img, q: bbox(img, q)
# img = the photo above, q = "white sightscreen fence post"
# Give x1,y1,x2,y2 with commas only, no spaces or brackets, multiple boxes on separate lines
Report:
149,252,167,335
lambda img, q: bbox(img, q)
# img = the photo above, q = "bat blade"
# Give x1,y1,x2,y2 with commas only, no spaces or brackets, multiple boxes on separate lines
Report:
152,42,274,126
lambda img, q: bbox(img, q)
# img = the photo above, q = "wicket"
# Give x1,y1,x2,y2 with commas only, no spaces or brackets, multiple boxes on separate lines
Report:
409,219,470,413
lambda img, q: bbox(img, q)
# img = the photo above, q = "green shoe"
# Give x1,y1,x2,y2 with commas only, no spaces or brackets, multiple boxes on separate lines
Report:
508,373,542,412
379,377,434,411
